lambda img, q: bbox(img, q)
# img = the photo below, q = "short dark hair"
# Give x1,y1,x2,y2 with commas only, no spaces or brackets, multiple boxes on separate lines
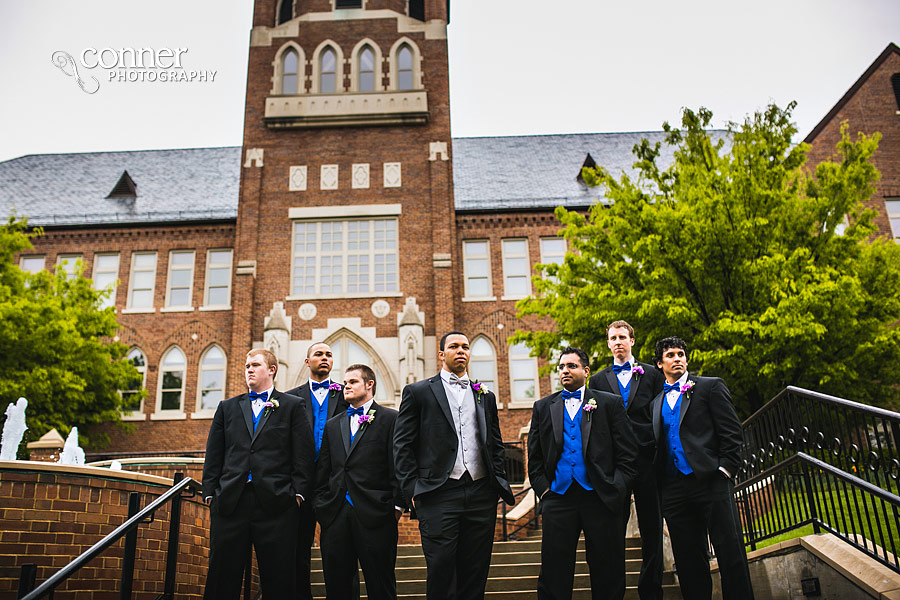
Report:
607,320,634,339
559,346,589,368
440,331,467,351
654,337,688,364
345,363,377,395
306,341,330,357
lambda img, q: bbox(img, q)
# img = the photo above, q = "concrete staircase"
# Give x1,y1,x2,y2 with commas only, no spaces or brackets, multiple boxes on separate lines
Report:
310,533,682,599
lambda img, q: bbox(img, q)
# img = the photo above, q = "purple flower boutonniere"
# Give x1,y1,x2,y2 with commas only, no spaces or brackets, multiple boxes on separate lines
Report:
329,382,342,391
681,380,695,399
262,398,279,418
582,398,597,420
358,409,376,426
632,365,644,379
471,380,486,404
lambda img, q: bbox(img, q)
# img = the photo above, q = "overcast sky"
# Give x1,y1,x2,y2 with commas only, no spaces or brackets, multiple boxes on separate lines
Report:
0,0,897,163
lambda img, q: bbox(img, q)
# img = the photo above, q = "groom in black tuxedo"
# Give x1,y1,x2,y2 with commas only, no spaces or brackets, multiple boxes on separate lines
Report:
651,337,753,600
286,342,349,600
588,320,665,600
529,346,638,600
394,331,516,600
202,348,314,599
315,364,403,600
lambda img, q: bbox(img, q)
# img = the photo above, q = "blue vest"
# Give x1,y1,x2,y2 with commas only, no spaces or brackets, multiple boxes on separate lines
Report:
312,392,330,460
617,377,632,409
550,406,593,494
661,393,693,477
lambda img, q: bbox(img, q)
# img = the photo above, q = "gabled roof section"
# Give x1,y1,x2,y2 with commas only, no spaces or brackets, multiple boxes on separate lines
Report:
576,153,598,184
106,170,137,199
804,42,900,143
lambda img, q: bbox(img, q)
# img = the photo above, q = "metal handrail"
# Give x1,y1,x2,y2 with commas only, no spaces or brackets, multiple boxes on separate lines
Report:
497,485,537,541
19,474,200,599
743,386,900,426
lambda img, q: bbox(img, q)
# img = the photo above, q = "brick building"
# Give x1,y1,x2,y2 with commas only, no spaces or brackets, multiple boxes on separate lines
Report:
1,2,897,455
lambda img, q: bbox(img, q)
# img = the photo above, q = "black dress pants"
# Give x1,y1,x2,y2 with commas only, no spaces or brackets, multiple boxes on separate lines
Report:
624,463,664,600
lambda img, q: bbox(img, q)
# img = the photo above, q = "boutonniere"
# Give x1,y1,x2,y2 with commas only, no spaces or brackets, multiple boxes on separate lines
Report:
582,398,597,420
471,380,486,404
681,380,695,398
329,382,342,392
262,399,279,418
358,408,375,426
632,365,644,379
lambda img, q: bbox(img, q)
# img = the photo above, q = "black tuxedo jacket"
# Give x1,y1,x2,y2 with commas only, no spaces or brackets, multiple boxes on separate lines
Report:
528,388,639,512
394,374,516,508
651,374,744,479
588,362,664,456
286,380,349,442
202,390,315,515
314,402,403,527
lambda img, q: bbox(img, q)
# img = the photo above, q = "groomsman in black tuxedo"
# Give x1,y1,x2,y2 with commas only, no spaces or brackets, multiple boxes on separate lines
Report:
202,349,314,599
286,342,349,600
651,337,753,600
529,346,639,600
394,331,516,600
315,364,403,600
588,320,665,600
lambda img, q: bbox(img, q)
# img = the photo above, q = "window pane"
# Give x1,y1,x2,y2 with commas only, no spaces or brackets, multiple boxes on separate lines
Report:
506,277,528,297
208,287,229,306
360,48,374,71
96,254,119,269
513,380,535,399
398,47,412,70
398,71,413,91
468,278,489,297
163,348,185,367
161,391,182,411
21,256,45,273
359,72,374,92
471,338,493,357
284,50,298,74
162,371,183,389
504,240,527,255
131,289,152,308
171,252,193,266
134,254,156,268
169,288,190,306
321,49,335,72
201,388,224,410
209,250,231,264
541,238,566,257
203,346,225,365
466,258,489,277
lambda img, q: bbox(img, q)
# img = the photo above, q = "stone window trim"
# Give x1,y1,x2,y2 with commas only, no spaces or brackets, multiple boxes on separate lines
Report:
126,251,158,311
469,335,498,402
388,38,422,91
349,39,384,93
311,40,344,94
202,248,234,310
164,250,196,310
273,42,306,95
462,239,495,301
500,238,532,301
120,346,147,421
153,345,187,419
192,344,227,419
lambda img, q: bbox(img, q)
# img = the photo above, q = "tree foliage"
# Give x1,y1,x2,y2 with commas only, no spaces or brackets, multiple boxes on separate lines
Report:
0,216,140,449
513,103,900,417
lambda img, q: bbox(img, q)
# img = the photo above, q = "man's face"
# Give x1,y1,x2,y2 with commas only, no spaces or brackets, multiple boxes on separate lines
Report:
557,353,589,392
306,343,333,380
657,347,688,382
439,334,470,375
246,353,276,392
607,326,634,362
343,369,373,406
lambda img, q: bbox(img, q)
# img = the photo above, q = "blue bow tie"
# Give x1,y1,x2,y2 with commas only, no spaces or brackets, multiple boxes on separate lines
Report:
561,389,581,401
311,380,330,391
663,382,681,395
347,406,365,418
612,363,631,374
249,390,268,402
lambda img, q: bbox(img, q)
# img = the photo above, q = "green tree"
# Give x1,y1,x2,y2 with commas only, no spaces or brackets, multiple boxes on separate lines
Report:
0,216,141,450
513,103,900,417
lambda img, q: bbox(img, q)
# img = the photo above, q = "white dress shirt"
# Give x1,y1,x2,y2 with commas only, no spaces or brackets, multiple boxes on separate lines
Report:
348,398,375,437
310,378,330,407
564,384,586,420
614,356,635,388
665,372,689,410
250,385,275,418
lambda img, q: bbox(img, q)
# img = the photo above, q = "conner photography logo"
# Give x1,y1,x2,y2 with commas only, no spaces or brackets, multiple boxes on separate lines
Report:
51,47,217,94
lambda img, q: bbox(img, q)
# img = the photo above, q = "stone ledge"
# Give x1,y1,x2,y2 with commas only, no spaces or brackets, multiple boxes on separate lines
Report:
0,459,177,487
264,90,428,128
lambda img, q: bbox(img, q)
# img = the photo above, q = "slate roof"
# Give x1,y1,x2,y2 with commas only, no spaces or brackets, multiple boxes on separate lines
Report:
0,131,727,226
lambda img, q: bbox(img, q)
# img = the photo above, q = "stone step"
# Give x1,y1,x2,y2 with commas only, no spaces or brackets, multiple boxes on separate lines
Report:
312,585,682,600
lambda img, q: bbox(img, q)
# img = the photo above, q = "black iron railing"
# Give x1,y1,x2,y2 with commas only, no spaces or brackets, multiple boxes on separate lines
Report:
498,486,538,541
503,441,526,485
739,386,900,499
735,452,900,573
17,473,200,599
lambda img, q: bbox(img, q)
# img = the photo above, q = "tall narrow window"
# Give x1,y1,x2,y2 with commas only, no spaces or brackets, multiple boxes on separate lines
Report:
92,253,120,309
19,255,45,274
198,346,227,411
469,337,497,394
277,0,293,24
56,254,82,279
885,198,900,240
282,48,299,94
358,46,375,92
127,252,157,310
397,45,413,90
509,342,539,406
159,347,186,412
539,237,566,283
204,249,233,307
320,48,337,93
165,250,195,309
462,240,493,299
502,239,531,298
121,347,146,416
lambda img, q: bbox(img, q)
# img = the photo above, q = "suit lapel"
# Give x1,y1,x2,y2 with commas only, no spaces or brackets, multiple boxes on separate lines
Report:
628,366,643,414
251,391,277,443
474,389,488,446
340,413,352,456
678,374,692,429
580,390,593,455
300,383,315,426
651,391,663,440
348,402,378,457
429,375,456,430
240,395,254,439
605,368,618,396
327,386,342,419
550,393,564,448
